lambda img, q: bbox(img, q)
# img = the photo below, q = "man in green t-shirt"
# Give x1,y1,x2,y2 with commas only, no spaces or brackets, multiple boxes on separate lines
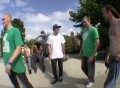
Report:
2,14,33,88
79,16,100,88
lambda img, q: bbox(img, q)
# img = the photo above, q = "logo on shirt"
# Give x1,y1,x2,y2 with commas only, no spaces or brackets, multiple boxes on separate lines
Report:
3,33,10,53
83,32,89,42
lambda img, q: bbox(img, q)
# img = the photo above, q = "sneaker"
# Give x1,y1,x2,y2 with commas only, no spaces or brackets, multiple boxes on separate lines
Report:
86,79,89,84
51,79,58,84
59,76,63,82
86,81,93,88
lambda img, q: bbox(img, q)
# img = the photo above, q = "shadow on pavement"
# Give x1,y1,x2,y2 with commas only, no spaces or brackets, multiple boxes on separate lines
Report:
0,85,12,88
42,59,86,88
43,60,53,82
94,74,120,88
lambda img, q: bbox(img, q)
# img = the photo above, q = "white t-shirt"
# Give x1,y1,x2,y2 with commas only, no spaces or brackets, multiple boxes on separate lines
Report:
47,34,65,59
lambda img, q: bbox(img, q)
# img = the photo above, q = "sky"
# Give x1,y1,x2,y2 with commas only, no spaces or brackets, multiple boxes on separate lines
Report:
0,0,80,40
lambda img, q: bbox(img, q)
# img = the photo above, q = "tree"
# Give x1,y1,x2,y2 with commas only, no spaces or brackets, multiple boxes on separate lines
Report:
69,0,120,50
25,39,36,48
64,35,80,54
12,18,25,42
97,0,120,13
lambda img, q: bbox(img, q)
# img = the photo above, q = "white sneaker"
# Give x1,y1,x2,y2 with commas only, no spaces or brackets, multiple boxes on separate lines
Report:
86,81,93,88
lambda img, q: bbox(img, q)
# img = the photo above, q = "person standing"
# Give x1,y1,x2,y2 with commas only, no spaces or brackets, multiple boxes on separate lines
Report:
34,42,45,73
79,16,99,88
2,14,33,88
22,43,38,74
22,43,32,74
35,31,48,59
47,24,65,84
40,31,48,58
102,5,120,88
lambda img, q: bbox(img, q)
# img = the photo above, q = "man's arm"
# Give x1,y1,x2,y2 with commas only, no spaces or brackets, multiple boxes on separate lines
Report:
6,46,22,74
88,39,99,63
62,43,65,59
106,48,110,63
9,46,22,63
48,44,52,60
6,29,24,74
91,39,100,57
24,47,31,58
79,42,83,57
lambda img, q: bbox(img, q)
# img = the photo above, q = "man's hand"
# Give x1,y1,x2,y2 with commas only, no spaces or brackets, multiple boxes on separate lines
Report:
105,56,110,64
63,54,66,59
116,54,120,61
88,56,94,63
49,55,52,61
105,56,109,69
78,53,82,59
5,64,11,75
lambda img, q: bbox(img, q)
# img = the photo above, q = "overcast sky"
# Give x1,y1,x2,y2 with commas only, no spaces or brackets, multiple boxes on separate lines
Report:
0,0,80,40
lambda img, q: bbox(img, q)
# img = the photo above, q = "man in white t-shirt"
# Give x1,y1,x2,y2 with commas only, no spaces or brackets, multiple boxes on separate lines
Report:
47,24,65,84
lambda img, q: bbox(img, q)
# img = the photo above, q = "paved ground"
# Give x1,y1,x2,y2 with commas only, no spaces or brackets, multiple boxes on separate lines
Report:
0,55,119,88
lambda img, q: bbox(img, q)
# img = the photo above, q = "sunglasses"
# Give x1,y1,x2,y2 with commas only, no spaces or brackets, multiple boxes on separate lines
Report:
2,18,5,21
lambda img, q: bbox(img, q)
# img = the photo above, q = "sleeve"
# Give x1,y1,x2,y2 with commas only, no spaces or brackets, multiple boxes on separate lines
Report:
61,36,65,44
14,29,24,47
92,28,99,41
47,36,51,44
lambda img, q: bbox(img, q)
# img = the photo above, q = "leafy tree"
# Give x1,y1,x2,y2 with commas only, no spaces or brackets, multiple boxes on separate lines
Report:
97,0,120,13
25,39,36,48
12,18,25,42
64,35,80,54
69,0,120,50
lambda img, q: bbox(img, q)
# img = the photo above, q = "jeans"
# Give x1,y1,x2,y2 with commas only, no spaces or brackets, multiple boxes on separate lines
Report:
8,70,33,88
30,56,38,73
33,55,45,73
38,55,45,73
81,56,95,82
51,59,63,80
104,56,120,88
24,57,31,70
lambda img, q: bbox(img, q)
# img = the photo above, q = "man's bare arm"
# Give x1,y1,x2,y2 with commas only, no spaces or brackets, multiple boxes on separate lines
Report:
48,44,52,60
88,39,99,63
106,48,110,63
91,39,100,57
9,46,22,63
79,43,83,55
62,43,65,55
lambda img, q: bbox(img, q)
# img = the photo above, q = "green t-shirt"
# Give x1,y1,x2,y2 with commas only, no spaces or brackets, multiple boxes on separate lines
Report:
2,27,26,73
82,26,99,57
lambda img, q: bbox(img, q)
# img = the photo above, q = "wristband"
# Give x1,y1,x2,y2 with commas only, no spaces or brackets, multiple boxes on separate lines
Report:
8,61,12,65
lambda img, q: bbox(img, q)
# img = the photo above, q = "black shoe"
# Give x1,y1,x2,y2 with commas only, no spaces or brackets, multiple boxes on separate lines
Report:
59,76,63,82
51,79,58,84
28,69,32,74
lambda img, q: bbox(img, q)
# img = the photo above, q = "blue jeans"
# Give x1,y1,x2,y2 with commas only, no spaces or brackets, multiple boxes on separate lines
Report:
104,56,120,88
32,55,45,73
38,56,45,73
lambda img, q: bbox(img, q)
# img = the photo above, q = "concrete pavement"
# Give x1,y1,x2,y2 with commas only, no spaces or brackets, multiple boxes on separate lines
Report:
0,55,119,88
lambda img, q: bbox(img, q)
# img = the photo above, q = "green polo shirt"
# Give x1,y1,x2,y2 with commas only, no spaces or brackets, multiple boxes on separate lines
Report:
82,26,99,57
2,27,26,73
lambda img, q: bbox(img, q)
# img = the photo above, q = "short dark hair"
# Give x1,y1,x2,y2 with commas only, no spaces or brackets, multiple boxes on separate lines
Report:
82,16,92,24
83,16,90,21
34,42,41,50
41,31,45,34
104,5,120,18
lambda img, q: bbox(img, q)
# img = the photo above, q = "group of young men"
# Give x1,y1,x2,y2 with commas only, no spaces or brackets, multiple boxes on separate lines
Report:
1,4,120,88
